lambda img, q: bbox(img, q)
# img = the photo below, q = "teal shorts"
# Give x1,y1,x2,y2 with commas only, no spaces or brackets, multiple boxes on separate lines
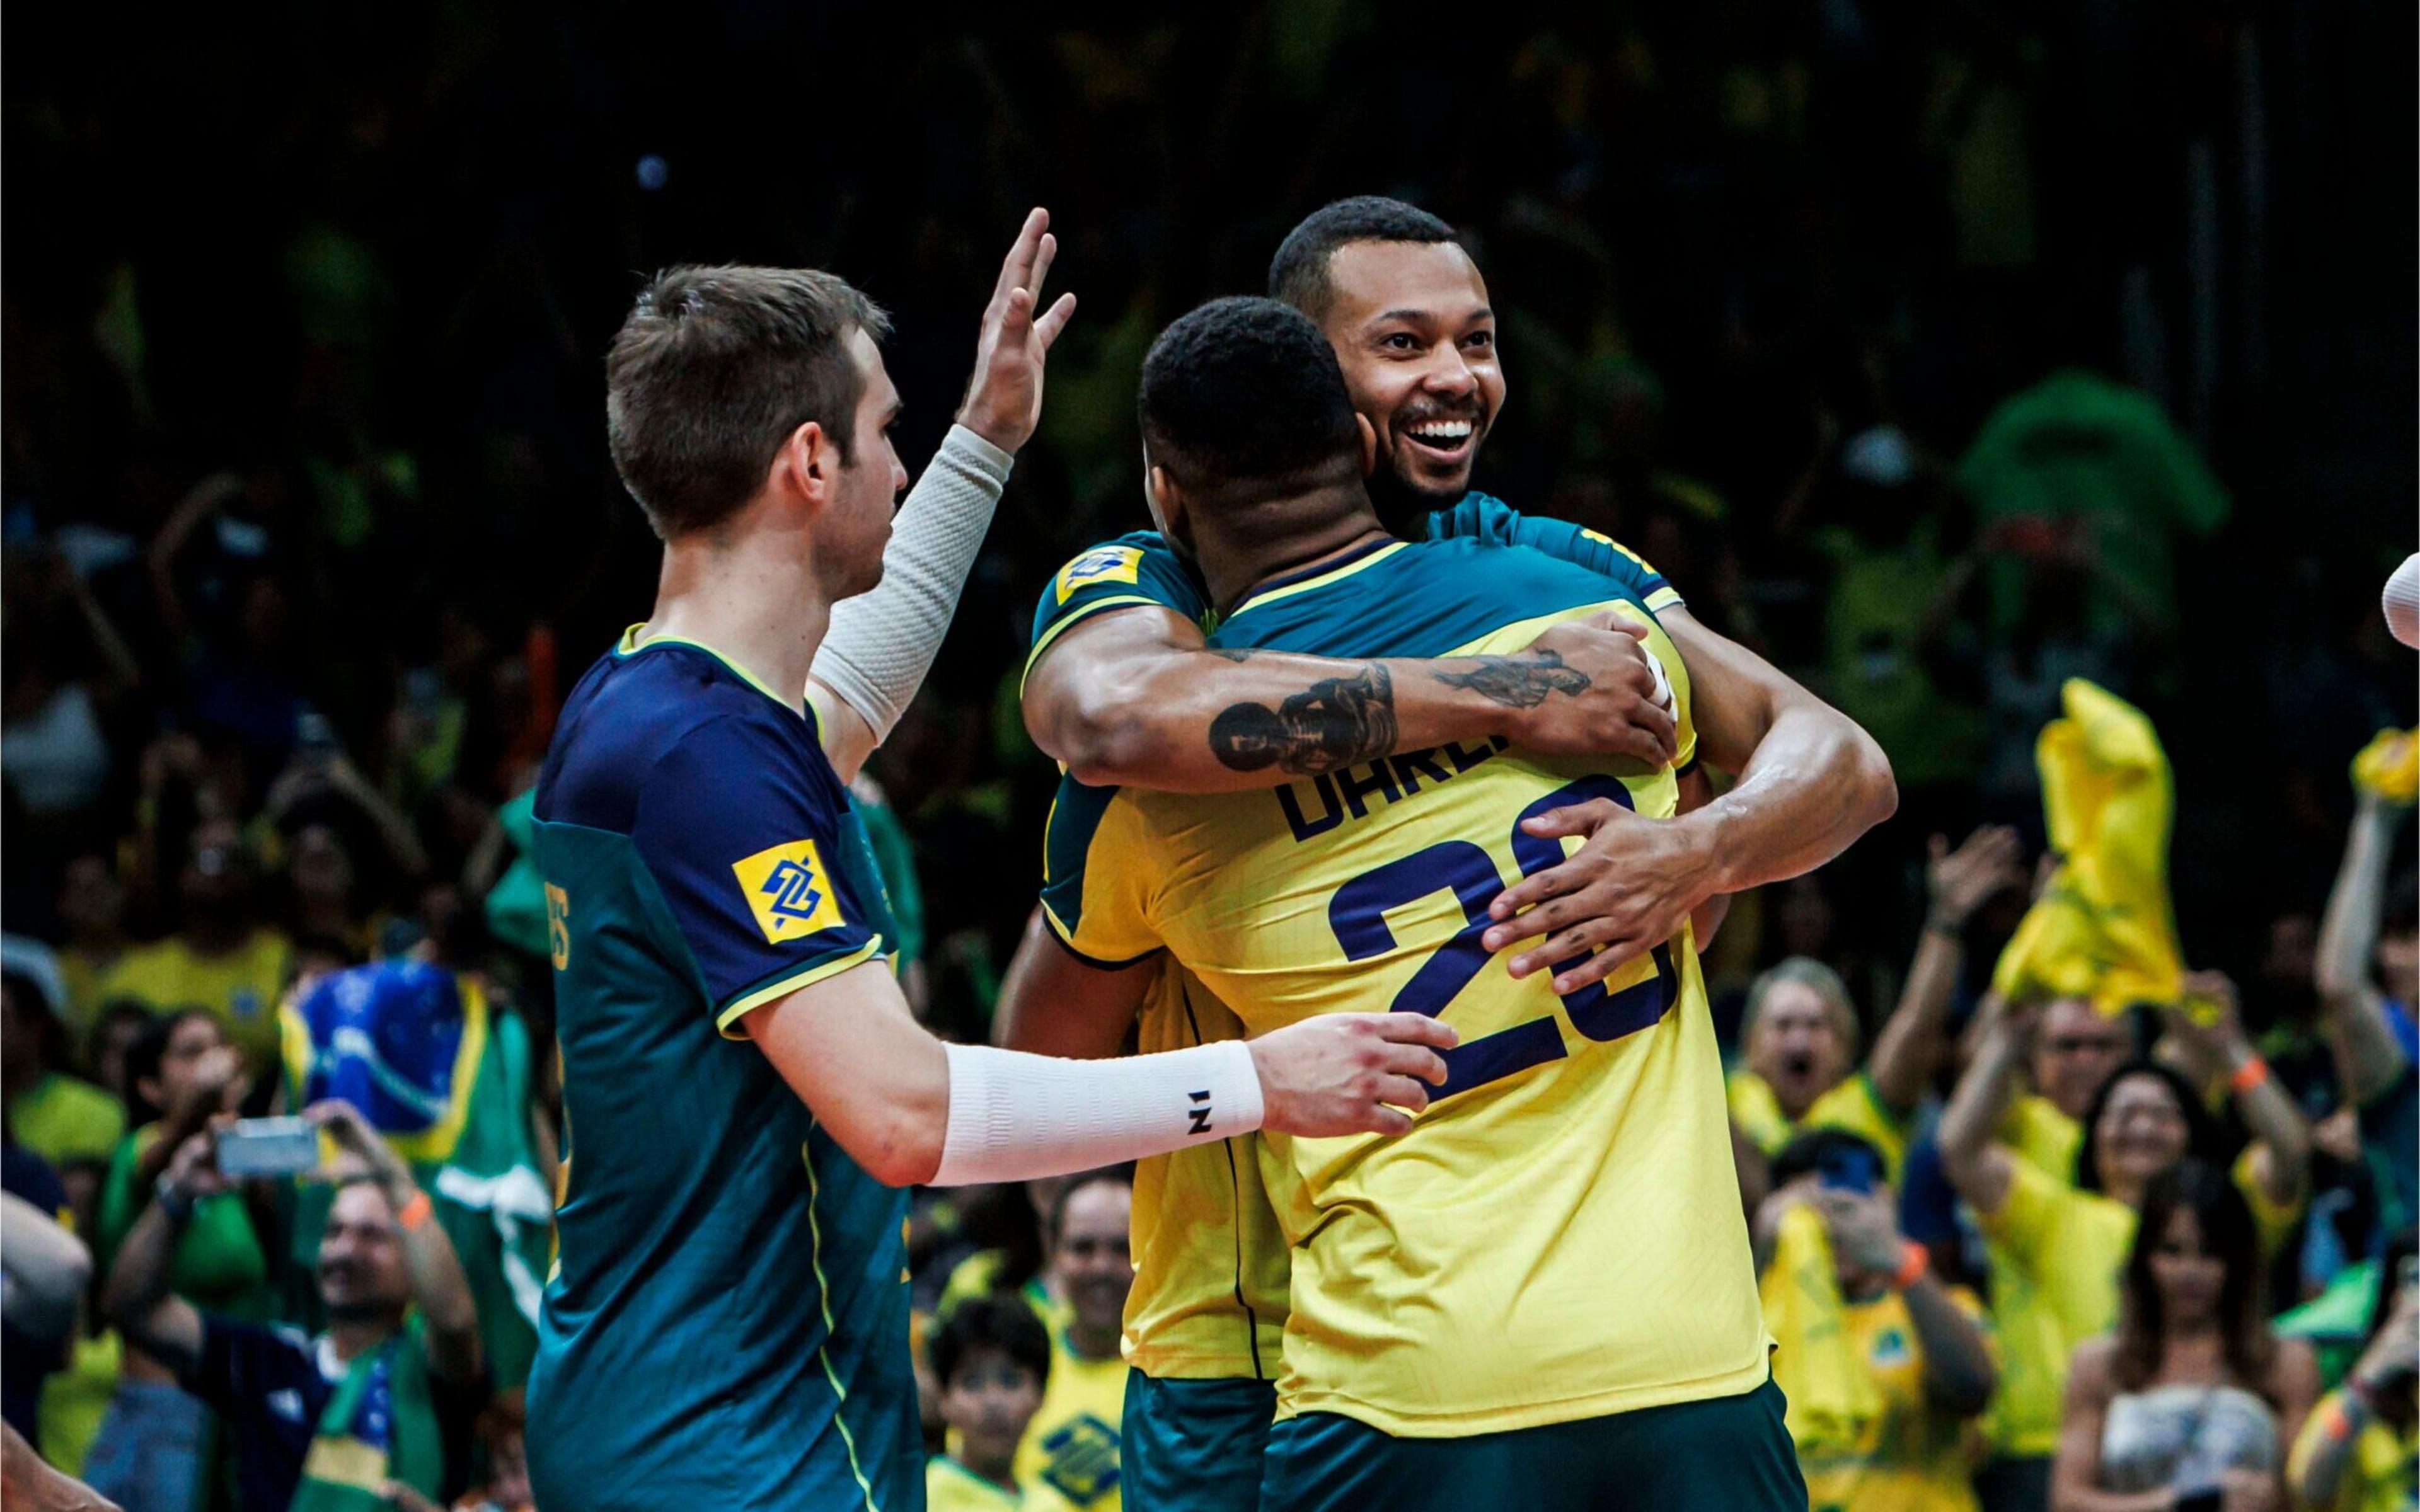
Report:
1122,1370,1277,1512
1259,1378,1806,1512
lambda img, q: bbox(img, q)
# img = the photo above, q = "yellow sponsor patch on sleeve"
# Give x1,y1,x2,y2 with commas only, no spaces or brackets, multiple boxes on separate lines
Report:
1580,527,1655,572
1054,545,1144,604
731,838,845,944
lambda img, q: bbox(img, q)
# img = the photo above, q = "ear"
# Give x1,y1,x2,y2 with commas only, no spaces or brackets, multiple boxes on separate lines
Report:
1355,413,1379,478
768,420,836,518
1143,461,1182,543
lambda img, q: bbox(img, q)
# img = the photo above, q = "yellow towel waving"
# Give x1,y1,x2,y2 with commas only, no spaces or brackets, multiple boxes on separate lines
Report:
2351,728,2418,806
1991,680,2182,1017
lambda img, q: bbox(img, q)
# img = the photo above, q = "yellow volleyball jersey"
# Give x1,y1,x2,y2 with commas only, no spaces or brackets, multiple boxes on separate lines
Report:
1121,959,1289,1380
926,1457,1028,1512
1046,537,1766,1438
1727,1069,1915,1183
1799,1288,1989,1512
2288,1389,2419,1512
1014,1324,1127,1511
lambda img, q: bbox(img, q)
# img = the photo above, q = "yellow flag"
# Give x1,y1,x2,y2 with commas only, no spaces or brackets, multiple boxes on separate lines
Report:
1991,680,2182,1016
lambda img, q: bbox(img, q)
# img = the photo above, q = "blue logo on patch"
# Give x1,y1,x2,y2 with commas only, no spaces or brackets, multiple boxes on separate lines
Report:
761,858,824,922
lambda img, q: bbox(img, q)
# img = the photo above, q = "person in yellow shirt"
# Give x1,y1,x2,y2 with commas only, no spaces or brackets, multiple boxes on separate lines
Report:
1730,825,2026,1186
52,854,134,1036
100,822,294,1074
2,953,125,1176
2289,1234,2417,1512
1941,985,2313,1511
1753,1130,1997,1512
928,1297,1059,1512
1016,1172,1131,1512
1995,994,2137,1179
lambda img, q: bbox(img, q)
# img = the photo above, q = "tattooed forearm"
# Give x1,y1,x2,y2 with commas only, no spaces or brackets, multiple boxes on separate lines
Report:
1429,650,1591,709
1207,663,1398,774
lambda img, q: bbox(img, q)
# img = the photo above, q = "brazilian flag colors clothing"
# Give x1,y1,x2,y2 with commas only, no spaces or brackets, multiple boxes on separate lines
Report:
526,635,913,1512
1046,537,1766,1436
1122,1372,1278,1512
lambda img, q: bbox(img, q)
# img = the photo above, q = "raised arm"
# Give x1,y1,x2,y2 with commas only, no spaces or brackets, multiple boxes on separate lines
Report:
2315,794,2411,1106
1479,607,1898,990
810,209,1074,782
1937,994,2031,1216
101,1125,221,1376
308,1100,483,1385
1022,603,1678,794
2162,973,2312,1209
994,907,1158,1059
1869,828,2027,1114
743,956,1456,1188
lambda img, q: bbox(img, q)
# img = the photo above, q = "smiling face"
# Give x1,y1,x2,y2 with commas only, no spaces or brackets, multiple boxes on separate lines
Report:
1049,1178,1134,1352
1314,240,1504,529
2032,998,2132,1121
2094,1072,2193,1196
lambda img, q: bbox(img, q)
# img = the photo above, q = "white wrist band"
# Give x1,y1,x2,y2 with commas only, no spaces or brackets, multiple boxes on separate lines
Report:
930,1040,1264,1187
811,424,1014,741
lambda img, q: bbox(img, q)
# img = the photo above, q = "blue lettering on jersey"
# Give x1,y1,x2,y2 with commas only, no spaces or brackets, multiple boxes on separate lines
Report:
1274,737,1511,843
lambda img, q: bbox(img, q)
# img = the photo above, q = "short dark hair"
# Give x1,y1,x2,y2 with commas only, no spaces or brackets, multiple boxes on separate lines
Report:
605,266,892,539
929,1295,1051,1393
123,1007,218,1125
1268,196,1460,320
1768,1128,1889,1193
1138,297,1360,500
1046,1166,1133,1247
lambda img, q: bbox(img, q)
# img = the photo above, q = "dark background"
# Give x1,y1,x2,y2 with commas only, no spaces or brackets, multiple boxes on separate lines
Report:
6,0,2414,1039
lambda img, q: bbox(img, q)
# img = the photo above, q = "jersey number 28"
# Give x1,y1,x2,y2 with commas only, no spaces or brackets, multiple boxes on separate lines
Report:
1327,776,1678,1099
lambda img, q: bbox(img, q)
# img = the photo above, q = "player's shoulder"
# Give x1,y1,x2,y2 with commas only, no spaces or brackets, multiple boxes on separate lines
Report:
1029,530,1210,653
1212,536,1632,660
538,637,828,835
1427,491,1680,609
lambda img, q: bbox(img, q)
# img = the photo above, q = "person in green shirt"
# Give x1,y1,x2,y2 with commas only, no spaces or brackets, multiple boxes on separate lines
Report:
83,1009,269,1512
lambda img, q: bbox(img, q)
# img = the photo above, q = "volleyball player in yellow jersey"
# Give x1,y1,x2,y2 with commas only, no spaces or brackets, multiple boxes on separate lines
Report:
1027,296,1802,1511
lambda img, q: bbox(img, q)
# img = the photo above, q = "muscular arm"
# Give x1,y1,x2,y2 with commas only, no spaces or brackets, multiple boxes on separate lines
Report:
1656,607,1898,891
1478,608,1897,988
101,1196,207,1377
993,907,1158,1059
1022,605,1674,793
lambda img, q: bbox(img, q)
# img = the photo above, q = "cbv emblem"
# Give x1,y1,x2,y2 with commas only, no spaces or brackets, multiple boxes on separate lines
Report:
761,859,824,922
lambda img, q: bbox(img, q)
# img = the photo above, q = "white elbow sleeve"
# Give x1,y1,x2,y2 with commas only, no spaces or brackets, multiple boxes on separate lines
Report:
930,1040,1264,1187
810,425,1013,742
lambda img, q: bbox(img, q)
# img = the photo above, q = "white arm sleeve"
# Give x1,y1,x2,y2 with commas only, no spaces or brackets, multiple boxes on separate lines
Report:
809,424,1014,742
930,1040,1264,1187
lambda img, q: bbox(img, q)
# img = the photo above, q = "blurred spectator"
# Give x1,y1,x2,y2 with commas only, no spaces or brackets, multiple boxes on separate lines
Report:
1017,1171,1131,1512
2050,1160,2317,1511
103,1101,485,1511
1942,983,2313,1512
82,1011,264,1512
444,1388,533,1512
83,1006,153,1114
54,858,134,1034
2315,786,2419,1241
3,942,127,1176
3,1155,91,1440
2286,1229,2417,1512
1754,1129,1998,1511
101,822,294,1075
928,1297,1054,1512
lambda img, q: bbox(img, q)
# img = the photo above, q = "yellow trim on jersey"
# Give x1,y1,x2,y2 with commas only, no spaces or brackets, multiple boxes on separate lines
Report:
1022,594,1168,692
804,1143,884,1512
713,936,886,1038
1227,540,1407,615
616,624,792,708
1645,586,1684,612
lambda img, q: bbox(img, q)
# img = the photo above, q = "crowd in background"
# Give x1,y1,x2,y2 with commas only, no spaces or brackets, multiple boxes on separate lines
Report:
3,3,2414,1510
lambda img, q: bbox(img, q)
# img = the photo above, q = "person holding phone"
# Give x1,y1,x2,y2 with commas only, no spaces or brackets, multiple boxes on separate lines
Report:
1754,1128,2000,1511
100,1100,485,1512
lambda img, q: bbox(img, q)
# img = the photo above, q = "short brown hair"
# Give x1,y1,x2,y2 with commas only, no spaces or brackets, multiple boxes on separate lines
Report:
605,265,892,539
